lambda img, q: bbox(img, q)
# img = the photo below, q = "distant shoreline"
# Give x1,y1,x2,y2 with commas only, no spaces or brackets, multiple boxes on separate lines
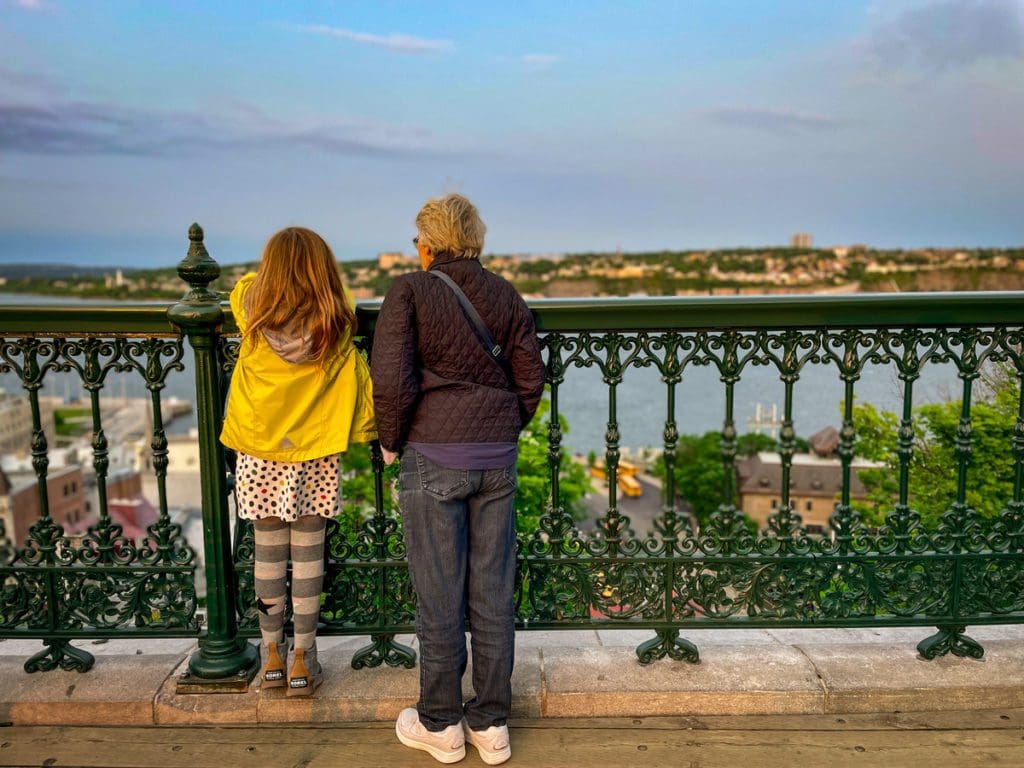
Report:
0,293,170,305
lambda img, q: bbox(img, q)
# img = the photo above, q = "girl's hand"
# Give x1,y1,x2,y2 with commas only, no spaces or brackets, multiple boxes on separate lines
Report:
381,448,397,466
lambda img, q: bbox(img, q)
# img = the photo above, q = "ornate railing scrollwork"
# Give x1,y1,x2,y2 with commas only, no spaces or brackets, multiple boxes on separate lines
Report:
3,242,1024,676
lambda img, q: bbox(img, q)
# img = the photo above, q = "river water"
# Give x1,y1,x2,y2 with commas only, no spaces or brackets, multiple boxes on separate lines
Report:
555,358,957,455
0,294,962,454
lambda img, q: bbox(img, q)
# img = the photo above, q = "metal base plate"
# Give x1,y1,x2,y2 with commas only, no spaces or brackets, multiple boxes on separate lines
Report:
175,665,258,694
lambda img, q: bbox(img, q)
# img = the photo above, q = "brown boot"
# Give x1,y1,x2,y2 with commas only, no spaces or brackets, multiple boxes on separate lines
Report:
260,641,289,690
286,645,323,697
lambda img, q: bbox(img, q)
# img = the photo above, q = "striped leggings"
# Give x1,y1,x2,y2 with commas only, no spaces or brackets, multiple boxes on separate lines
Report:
253,515,326,654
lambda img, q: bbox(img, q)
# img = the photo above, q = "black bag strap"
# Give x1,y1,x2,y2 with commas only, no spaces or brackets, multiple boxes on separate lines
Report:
427,269,510,380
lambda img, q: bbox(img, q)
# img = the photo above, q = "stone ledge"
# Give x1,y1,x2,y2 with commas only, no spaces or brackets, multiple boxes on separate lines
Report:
800,640,1024,714
3,628,1024,726
0,654,184,726
253,648,543,723
154,656,261,725
541,644,825,717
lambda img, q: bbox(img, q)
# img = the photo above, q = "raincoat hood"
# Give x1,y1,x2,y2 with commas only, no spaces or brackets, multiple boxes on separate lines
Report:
261,323,314,364
240,277,353,367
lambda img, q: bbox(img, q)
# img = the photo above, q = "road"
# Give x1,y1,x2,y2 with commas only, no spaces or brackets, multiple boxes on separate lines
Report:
579,472,671,537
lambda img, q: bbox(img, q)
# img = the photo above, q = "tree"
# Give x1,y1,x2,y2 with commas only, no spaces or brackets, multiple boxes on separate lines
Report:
513,397,592,534
649,431,778,528
852,369,1019,528
338,442,400,540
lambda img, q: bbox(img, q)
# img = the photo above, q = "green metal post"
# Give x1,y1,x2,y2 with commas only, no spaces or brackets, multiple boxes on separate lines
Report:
0,516,11,565
168,223,258,690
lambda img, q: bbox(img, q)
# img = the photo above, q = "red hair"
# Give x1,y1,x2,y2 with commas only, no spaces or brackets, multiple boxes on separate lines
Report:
244,227,356,364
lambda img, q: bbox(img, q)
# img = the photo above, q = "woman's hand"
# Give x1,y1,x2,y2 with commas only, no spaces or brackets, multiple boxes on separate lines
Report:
381,448,397,466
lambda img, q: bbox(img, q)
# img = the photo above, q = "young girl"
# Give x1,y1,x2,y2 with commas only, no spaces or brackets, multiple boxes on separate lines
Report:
221,227,375,697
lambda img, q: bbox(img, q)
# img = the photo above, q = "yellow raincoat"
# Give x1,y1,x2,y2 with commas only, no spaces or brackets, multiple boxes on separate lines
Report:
220,273,376,461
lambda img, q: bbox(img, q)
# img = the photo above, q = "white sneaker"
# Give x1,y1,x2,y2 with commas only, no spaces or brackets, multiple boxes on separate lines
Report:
395,707,466,764
463,721,512,765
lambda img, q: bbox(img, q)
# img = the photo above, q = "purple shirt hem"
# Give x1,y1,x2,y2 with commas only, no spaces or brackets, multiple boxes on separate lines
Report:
407,442,517,470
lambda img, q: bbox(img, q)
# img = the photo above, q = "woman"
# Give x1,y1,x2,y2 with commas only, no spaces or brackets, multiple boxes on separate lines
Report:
371,194,545,765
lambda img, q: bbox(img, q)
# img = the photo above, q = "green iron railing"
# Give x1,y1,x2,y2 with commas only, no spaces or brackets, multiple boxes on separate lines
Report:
1,224,1023,684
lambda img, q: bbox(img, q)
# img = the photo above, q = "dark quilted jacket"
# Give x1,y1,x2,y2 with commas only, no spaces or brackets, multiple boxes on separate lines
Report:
370,255,546,452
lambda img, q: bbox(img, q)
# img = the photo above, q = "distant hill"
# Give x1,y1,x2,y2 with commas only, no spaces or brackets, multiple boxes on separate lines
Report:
0,263,126,280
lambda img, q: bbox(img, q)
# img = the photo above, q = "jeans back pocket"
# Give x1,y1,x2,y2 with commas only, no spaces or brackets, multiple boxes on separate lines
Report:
415,451,470,498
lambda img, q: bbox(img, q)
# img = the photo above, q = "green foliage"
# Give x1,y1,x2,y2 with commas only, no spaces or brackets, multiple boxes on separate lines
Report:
672,433,728,526
8,247,1023,302
649,431,777,527
852,372,1019,528
515,258,559,276
337,443,400,540
514,397,592,534
850,404,905,523
53,407,91,437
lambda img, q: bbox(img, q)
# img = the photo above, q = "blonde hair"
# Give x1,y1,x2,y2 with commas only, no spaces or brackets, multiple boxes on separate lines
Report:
415,194,486,260
244,227,357,364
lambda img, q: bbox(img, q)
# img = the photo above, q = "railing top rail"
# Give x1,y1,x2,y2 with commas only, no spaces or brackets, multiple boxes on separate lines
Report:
0,304,179,335
520,291,1024,331
1,291,1022,335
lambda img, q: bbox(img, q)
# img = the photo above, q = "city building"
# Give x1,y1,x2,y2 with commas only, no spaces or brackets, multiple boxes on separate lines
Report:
736,427,881,534
790,233,813,248
1,463,171,549
0,467,11,547
135,431,203,513
105,469,158,540
0,392,59,455
377,252,418,271
6,465,86,545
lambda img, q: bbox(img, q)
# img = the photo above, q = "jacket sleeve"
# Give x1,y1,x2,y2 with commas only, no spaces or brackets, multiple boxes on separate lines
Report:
349,354,378,445
507,297,546,428
229,272,257,334
370,278,420,452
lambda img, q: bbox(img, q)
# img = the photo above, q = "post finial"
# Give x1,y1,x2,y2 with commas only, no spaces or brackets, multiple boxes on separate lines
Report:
176,222,221,303
168,222,224,331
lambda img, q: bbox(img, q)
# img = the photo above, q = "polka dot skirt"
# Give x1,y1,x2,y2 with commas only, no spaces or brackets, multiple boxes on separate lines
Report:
234,452,341,521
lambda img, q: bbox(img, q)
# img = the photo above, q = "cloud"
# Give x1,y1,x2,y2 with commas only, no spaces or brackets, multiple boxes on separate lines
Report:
299,24,452,54
0,99,441,158
0,65,62,98
0,103,147,155
867,0,1024,71
706,106,843,134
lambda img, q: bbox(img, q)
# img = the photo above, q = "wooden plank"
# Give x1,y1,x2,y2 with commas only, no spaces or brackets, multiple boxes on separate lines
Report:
2,717,1023,768
515,708,1024,732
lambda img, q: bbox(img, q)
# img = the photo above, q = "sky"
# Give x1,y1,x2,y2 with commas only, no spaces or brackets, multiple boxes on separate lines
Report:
1,0,1023,267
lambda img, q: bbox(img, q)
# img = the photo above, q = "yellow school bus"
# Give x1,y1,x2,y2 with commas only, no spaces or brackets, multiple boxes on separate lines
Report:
618,474,642,498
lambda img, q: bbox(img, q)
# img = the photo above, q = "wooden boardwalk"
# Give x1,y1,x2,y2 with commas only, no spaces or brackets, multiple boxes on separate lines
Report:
3,709,1024,768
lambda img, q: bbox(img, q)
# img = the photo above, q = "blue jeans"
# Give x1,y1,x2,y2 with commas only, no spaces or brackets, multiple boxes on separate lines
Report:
398,446,517,732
